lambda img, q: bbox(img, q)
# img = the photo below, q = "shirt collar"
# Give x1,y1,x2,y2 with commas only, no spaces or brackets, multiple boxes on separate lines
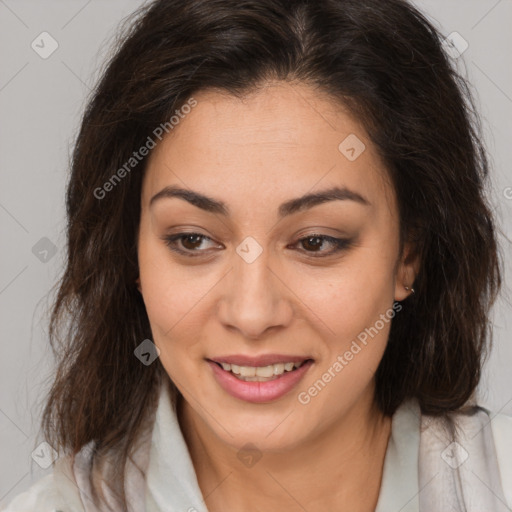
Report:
375,398,421,512
145,380,209,512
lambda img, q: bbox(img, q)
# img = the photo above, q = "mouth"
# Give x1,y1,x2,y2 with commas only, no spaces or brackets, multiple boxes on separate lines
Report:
206,355,314,403
207,358,313,382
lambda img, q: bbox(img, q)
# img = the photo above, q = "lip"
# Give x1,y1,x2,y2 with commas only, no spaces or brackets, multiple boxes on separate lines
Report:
209,354,313,367
207,358,314,404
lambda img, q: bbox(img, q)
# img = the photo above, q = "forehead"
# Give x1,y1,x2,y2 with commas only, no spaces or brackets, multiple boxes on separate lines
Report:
142,82,395,217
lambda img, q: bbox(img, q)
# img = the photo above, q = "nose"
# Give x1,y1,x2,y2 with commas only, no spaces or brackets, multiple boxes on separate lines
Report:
217,248,294,340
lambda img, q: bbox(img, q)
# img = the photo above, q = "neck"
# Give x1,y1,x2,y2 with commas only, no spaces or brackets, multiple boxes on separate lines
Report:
177,387,392,512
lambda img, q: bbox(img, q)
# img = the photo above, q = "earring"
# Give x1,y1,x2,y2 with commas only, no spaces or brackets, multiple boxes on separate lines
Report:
405,286,415,294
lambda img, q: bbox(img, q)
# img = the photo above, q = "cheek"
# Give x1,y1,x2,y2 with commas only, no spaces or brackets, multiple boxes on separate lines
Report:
138,234,200,329
137,238,190,352
140,278,201,384
300,276,394,415
296,243,396,393
301,253,395,340
137,237,221,373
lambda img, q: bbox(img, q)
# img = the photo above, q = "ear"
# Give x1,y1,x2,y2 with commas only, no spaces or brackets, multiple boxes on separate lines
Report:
394,241,420,301
135,277,142,293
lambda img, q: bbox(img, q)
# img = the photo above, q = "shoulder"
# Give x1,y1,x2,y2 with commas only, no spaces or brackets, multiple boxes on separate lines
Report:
0,457,84,512
1,474,59,512
418,402,512,510
489,410,512,508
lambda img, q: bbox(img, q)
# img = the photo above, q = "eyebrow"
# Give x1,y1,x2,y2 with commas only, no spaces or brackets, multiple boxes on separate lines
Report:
149,185,371,218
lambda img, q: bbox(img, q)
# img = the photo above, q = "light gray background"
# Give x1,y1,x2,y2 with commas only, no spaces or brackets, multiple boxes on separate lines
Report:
1,0,511,505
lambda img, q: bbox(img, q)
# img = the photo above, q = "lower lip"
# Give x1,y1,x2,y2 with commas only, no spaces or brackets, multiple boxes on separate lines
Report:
207,360,314,403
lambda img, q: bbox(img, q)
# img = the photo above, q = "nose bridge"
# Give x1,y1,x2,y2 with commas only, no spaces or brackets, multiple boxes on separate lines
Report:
236,248,273,302
219,241,291,338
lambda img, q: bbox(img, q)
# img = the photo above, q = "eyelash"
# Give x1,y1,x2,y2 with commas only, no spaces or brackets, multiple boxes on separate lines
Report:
162,232,353,258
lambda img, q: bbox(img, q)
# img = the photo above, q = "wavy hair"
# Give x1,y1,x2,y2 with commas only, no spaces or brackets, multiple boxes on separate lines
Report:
40,0,502,508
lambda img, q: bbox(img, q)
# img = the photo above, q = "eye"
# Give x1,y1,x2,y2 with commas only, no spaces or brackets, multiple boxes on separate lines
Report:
291,234,353,257
161,232,353,258
162,232,221,257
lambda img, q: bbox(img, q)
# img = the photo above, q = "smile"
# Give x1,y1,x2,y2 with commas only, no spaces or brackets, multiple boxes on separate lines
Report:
213,360,309,381
207,357,314,403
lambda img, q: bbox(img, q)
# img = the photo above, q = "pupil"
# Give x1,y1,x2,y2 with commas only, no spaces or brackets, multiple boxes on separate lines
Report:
183,234,201,249
304,237,321,251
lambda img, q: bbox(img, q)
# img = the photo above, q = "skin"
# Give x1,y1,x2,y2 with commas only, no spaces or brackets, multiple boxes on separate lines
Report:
136,81,419,511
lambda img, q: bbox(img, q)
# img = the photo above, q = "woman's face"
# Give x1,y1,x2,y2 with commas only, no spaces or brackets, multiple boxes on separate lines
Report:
137,81,417,451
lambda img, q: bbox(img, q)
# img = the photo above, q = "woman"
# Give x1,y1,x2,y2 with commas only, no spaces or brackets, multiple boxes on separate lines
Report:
3,0,511,511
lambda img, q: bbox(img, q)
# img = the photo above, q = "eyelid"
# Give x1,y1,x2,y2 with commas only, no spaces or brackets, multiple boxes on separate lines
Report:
161,232,221,257
288,233,354,257
161,231,354,258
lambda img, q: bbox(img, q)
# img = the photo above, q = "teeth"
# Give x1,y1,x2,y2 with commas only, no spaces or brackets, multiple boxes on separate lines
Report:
216,360,307,380
257,365,275,377
273,363,284,375
239,366,256,377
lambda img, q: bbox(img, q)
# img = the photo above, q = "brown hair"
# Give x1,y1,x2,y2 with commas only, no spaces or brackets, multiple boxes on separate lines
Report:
40,0,502,508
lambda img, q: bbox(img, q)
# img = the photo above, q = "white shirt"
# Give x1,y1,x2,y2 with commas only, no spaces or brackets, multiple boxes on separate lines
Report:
3,381,512,511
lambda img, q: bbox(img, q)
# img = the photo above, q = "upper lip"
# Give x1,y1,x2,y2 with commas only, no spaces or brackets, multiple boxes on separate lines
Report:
208,354,313,367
